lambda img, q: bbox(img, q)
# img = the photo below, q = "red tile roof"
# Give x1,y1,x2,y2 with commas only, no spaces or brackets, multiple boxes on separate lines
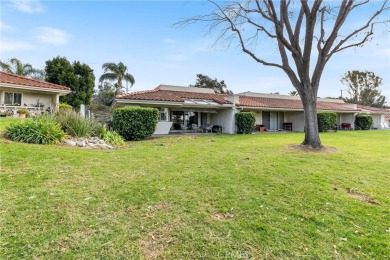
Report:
237,96,359,111
116,87,386,113
117,89,232,104
357,105,389,113
0,71,70,91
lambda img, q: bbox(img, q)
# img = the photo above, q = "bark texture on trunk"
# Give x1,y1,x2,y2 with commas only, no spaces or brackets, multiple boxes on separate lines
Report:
300,92,322,148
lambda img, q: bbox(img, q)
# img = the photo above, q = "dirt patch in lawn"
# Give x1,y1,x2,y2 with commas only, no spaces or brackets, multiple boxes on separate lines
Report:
209,212,235,222
139,220,182,259
288,144,338,153
345,188,379,205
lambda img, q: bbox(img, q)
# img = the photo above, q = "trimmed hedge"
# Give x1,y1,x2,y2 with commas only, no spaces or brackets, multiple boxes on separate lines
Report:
236,112,256,134
112,107,159,140
317,112,337,132
355,115,373,130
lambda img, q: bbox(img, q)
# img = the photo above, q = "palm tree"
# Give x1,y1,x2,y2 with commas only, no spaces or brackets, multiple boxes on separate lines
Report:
0,58,44,80
99,62,135,95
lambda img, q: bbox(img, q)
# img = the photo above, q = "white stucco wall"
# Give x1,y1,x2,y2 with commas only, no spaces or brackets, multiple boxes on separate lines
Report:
210,108,235,134
284,111,305,131
371,114,382,129
1,90,55,107
337,113,355,129
255,111,262,124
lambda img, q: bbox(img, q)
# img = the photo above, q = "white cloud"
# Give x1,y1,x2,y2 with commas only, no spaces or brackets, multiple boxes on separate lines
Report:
163,38,175,44
12,0,44,13
0,21,13,31
37,27,72,45
0,38,34,52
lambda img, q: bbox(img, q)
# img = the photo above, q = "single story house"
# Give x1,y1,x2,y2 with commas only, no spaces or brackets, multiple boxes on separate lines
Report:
357,105,390,129
0,71,71,116
113,85,390,134
385,113,390,127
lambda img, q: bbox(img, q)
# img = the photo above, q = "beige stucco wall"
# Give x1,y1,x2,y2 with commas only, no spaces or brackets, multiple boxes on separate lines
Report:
210,108,236,134
371,114,383,129
337,113,355,129
0,88,59,116
284,111,305,131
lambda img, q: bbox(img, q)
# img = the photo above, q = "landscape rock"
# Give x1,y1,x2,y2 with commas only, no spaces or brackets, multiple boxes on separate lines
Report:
76,140,86,147
63,136,115,149
64,139,76,146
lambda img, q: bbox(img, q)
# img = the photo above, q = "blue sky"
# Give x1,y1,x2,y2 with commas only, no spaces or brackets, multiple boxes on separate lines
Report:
1,0,389,102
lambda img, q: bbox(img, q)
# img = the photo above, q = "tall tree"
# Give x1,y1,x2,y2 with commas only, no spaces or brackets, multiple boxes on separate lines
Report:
0,58,44,80
177,0,389,148
190,74,233,94
93,82,116,106
341,71,386,108
45,56,95,108
99,62,135,95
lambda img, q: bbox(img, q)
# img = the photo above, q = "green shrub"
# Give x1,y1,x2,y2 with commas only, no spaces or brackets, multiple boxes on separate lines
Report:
236,112,256,134
317,112,337,132
6,115,66,144
59,103,73,112
355,115,373,130
16,109,29,115
101,128,125,147
112,107,159,140
55,111,104,137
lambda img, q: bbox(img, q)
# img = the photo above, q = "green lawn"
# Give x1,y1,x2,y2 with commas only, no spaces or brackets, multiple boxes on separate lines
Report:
1,118,389,259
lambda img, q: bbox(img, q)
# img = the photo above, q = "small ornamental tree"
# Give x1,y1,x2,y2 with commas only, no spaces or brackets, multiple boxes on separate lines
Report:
112,107,159,140
236,112,256,134
317,112,337,132
355,115,373,130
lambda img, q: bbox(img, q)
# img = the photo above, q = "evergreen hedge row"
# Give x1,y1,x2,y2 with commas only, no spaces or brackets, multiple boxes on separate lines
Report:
317,112,337,132
236,112,256,134
355,115,373,130
112,107,159,140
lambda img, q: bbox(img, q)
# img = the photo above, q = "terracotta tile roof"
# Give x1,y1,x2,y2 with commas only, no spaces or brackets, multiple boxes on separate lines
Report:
116,87,386,113
0,71,70,91
237,96,359,111
117,89,232,104
357,104,389,113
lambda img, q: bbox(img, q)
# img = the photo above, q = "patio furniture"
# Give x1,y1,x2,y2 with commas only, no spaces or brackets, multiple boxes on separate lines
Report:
283,123,292,131
212,125,223,133
202,124,213,133
341,123,351,130
191,124,201,133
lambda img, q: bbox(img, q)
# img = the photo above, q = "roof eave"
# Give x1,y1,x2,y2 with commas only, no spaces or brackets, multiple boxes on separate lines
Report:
0,83,71,95
115,99,183,106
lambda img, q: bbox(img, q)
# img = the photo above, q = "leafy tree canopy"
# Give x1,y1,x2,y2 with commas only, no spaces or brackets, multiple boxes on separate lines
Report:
0,58,44,80
92,82,116,106
99,62,135,95
341,70,387,108
190,74,233,94
45,56,95,108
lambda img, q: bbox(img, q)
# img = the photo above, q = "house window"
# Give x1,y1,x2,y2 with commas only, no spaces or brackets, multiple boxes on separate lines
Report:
159,108,167,121
4,92,22,105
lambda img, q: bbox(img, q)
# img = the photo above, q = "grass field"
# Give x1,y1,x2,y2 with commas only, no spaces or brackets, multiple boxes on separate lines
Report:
1,118,389,259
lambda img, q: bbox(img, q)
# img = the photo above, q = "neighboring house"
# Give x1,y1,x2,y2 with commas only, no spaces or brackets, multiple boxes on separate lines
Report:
113,85,389,134
357,105,390,129
0,71,71,116
385,112,390,126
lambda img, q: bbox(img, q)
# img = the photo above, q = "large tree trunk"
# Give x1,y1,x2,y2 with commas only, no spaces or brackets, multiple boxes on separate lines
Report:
300,89,322,148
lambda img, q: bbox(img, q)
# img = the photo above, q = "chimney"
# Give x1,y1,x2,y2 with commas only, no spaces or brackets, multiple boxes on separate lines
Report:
224,95,240,105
